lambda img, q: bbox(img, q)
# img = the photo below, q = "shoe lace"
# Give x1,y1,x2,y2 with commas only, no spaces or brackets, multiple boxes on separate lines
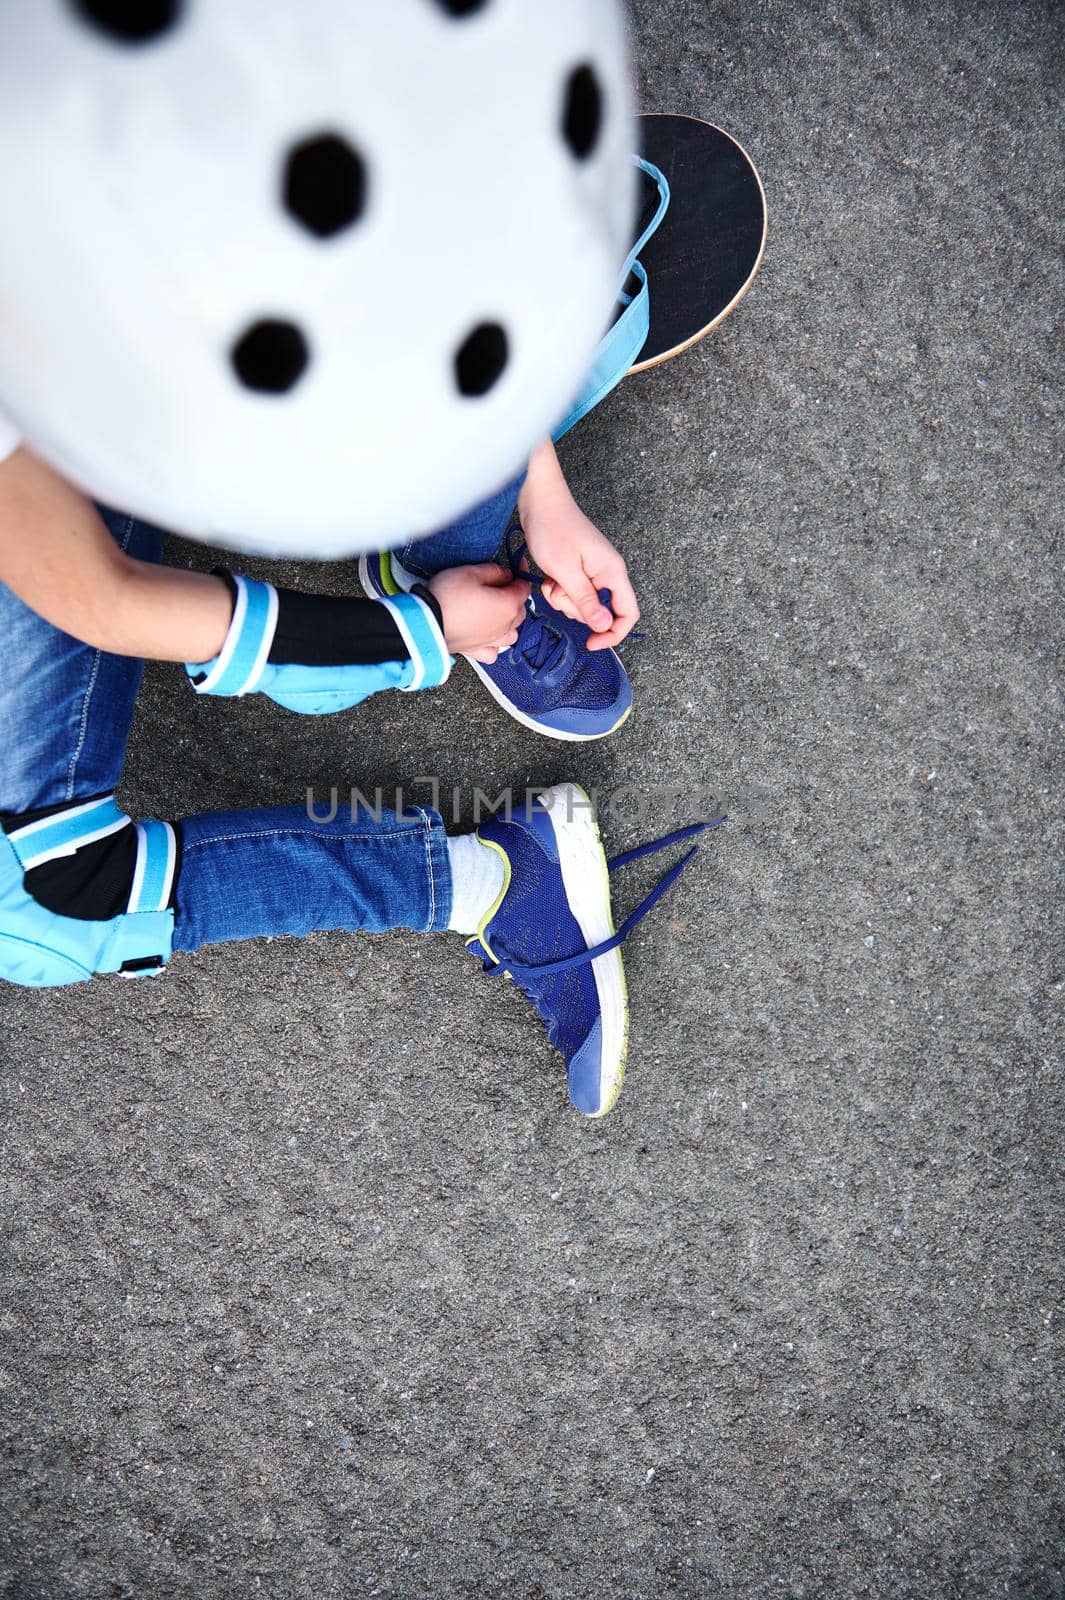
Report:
497,520,569,676
513,604,570,676
478,815,727,984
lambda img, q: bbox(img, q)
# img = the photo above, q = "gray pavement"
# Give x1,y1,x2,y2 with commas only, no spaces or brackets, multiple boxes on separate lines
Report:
1,2,1062,1596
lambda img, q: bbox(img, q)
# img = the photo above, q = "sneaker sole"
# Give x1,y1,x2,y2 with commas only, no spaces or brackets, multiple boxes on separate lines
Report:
359,553,631,743
538,781,629,1116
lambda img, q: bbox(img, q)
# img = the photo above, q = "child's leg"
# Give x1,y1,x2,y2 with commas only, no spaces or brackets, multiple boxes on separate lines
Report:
2,503,709,1118
396,469,525,579
173,800,451,952
0,508,455,987
2,505,163,815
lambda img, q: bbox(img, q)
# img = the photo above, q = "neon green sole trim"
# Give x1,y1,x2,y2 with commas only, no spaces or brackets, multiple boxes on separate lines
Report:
464,833,511,968
379,554,403,597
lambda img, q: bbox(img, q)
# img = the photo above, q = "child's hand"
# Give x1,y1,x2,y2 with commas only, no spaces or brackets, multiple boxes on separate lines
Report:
427,563,530,663
519,477,639,651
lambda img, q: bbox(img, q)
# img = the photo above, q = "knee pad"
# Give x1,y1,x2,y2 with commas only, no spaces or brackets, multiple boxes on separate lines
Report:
0,794,177,988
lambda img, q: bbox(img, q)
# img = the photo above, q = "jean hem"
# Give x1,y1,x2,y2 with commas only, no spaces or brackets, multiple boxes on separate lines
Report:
415,807,452,933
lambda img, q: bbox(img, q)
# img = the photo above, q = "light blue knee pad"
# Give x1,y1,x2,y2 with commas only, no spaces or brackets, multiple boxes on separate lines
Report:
0,795,175,988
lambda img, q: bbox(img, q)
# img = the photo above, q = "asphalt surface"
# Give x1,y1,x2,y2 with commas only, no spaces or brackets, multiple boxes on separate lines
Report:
1,2,1062,1597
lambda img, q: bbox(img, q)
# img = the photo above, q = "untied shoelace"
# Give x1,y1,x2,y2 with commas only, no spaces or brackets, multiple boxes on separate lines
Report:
477,815,728,982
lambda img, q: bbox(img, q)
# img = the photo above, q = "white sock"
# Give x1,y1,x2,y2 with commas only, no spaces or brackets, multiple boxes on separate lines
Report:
446,832,505,935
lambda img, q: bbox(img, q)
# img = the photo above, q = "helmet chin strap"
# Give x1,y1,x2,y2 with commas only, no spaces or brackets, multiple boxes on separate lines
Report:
552,156,671,442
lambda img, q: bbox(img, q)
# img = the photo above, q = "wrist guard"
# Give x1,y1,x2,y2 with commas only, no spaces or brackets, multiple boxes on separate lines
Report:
185,572,452,714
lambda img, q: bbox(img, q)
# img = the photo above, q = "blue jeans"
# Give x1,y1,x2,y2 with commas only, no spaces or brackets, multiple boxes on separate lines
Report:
396,471,523,579
0,475,523,957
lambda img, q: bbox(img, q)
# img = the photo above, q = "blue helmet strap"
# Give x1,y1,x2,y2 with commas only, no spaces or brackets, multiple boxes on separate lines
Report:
553,155,670,441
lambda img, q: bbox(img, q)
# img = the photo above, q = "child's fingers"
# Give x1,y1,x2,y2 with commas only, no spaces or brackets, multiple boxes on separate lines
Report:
540,578,583,621
541,568,638,647
585,565,639,649
462,561,513,586
552,564,613,632
492,588,529,634
466,564,531,602
427,566,529,656
585,603,637,649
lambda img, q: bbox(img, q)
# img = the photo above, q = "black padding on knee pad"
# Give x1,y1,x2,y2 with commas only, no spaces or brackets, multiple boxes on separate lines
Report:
23,829,138,919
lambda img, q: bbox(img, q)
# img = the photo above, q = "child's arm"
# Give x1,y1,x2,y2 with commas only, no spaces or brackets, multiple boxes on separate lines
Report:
0,449,529,704
518,438,640,650
0,447,233,661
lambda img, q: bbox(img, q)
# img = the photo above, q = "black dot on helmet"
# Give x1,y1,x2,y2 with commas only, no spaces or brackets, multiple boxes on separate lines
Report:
432,0,491,15
72,0,182,44
562,64,603,160
454,323,508,398
231,320,310,395
283,133,367,239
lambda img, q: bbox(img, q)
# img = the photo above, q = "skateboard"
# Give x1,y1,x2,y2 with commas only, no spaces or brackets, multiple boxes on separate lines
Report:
553,113,766,438
628,112,767,372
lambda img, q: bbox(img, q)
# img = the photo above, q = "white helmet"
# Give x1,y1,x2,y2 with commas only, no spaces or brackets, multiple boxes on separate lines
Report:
0,0,633,557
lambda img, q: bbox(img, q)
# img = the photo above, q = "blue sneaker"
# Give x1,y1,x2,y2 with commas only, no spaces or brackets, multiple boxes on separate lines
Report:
467,782,722,1117
358,544,632,742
